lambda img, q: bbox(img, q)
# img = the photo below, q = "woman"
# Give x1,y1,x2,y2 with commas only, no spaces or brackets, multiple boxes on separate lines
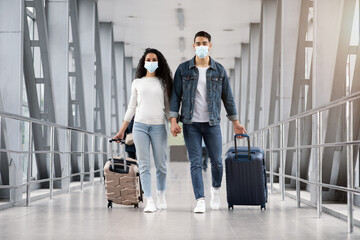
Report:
114,48,173,213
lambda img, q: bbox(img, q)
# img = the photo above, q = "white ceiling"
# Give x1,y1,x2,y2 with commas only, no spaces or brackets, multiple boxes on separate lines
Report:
97,0,262,73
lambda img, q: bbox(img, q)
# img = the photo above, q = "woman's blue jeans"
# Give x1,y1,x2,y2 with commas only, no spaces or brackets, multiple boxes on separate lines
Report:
183,122,223,200
132,122,168,198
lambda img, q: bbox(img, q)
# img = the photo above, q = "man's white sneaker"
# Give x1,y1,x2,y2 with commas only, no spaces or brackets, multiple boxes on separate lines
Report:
156,191,167,210
194,199,206,213
210,187,220,210
144,197,157,213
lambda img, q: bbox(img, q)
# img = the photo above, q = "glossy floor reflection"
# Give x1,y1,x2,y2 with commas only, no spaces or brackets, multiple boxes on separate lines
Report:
1,162,360,240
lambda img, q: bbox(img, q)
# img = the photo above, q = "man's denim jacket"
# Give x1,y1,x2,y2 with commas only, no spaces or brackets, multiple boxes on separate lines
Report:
170,56,238,126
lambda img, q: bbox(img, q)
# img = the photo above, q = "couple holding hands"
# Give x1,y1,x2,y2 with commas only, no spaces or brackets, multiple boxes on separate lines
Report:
114,31,246,213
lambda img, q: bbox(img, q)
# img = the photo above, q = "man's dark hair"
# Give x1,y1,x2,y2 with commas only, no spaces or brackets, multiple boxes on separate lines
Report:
194,31,211,42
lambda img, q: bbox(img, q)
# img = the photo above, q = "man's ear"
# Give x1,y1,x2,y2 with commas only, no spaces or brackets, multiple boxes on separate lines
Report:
208,42,212,50
193,43,196,51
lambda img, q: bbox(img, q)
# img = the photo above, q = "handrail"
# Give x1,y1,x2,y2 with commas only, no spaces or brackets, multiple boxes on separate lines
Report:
0,149,107,155
269,172,360,195
0,169,103,189
0,111,109,138
241,89,360,233
0,111,113,207
252,90,360,134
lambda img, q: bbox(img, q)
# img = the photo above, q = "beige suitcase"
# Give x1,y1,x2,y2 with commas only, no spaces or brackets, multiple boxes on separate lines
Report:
104,139,143,208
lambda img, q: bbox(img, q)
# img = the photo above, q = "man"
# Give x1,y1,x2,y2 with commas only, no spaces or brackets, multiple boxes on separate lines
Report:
170,31,247,213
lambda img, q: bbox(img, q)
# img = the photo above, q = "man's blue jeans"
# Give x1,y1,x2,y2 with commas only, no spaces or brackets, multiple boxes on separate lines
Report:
132,122,168,198
183,122,223,200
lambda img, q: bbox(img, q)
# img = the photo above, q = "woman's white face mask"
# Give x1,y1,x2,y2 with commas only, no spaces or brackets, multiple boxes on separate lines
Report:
144,61,158,73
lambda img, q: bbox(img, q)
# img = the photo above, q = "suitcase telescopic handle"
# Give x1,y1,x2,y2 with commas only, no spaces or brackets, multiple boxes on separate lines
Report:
109,138,125,143
234,134,251,159
109,138,127,170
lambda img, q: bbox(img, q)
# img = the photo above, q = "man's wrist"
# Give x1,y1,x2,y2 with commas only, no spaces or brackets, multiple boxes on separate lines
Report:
232,120,240,125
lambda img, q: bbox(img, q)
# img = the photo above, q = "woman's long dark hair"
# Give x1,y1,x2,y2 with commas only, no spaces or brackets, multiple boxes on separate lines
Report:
136,48,173,100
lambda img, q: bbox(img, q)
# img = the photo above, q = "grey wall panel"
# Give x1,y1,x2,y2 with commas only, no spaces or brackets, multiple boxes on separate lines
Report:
114,42,126,122
47,0,69,127
320,0,355,197
268,0,281,126
125,57,133,105
314,0,344,108
284,0,306,187
99,22,113,136
254,18,263,131
69,0,87,130
47,0,70,189
261,0,277,128
282,0,301,121
240,43,249,127
0,0,24,202
229,68,236,142
246,23,260,133
234,57,241,120
78,0,95,132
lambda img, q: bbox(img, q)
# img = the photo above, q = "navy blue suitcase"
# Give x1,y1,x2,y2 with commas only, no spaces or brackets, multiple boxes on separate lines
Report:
225,134,267,210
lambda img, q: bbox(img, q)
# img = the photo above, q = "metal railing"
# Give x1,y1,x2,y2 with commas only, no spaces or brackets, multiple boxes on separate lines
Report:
0,111,111,207
242,90,360,233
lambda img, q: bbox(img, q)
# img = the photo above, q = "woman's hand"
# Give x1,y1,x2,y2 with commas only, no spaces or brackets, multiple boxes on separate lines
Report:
170,118,181,137
114,130,124,142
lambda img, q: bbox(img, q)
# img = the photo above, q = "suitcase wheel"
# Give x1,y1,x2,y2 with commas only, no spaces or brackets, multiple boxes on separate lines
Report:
107,201,113,208
261,204,266,210
134,204,139,208
228,205,234,210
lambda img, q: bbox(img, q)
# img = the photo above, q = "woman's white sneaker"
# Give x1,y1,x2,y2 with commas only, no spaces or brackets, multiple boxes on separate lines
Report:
157,191,167,210
194,199,206,213
144,197,157,213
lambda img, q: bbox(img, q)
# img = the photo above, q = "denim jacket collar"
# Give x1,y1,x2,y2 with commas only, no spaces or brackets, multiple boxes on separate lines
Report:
170,55,239,126
189,56,217,71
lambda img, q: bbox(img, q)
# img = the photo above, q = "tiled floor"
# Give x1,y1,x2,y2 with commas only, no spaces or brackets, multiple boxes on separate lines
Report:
1,162,360,240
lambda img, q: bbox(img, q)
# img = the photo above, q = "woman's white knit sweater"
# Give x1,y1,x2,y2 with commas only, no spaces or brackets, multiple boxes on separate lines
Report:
124,77,170,125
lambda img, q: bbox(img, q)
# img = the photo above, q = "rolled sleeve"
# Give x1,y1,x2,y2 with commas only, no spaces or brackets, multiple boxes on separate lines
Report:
170,111,179,118
227,114,238,121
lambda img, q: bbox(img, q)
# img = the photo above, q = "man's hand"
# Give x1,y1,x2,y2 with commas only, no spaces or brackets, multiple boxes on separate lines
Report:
170,117,182,137
232,120,247,138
